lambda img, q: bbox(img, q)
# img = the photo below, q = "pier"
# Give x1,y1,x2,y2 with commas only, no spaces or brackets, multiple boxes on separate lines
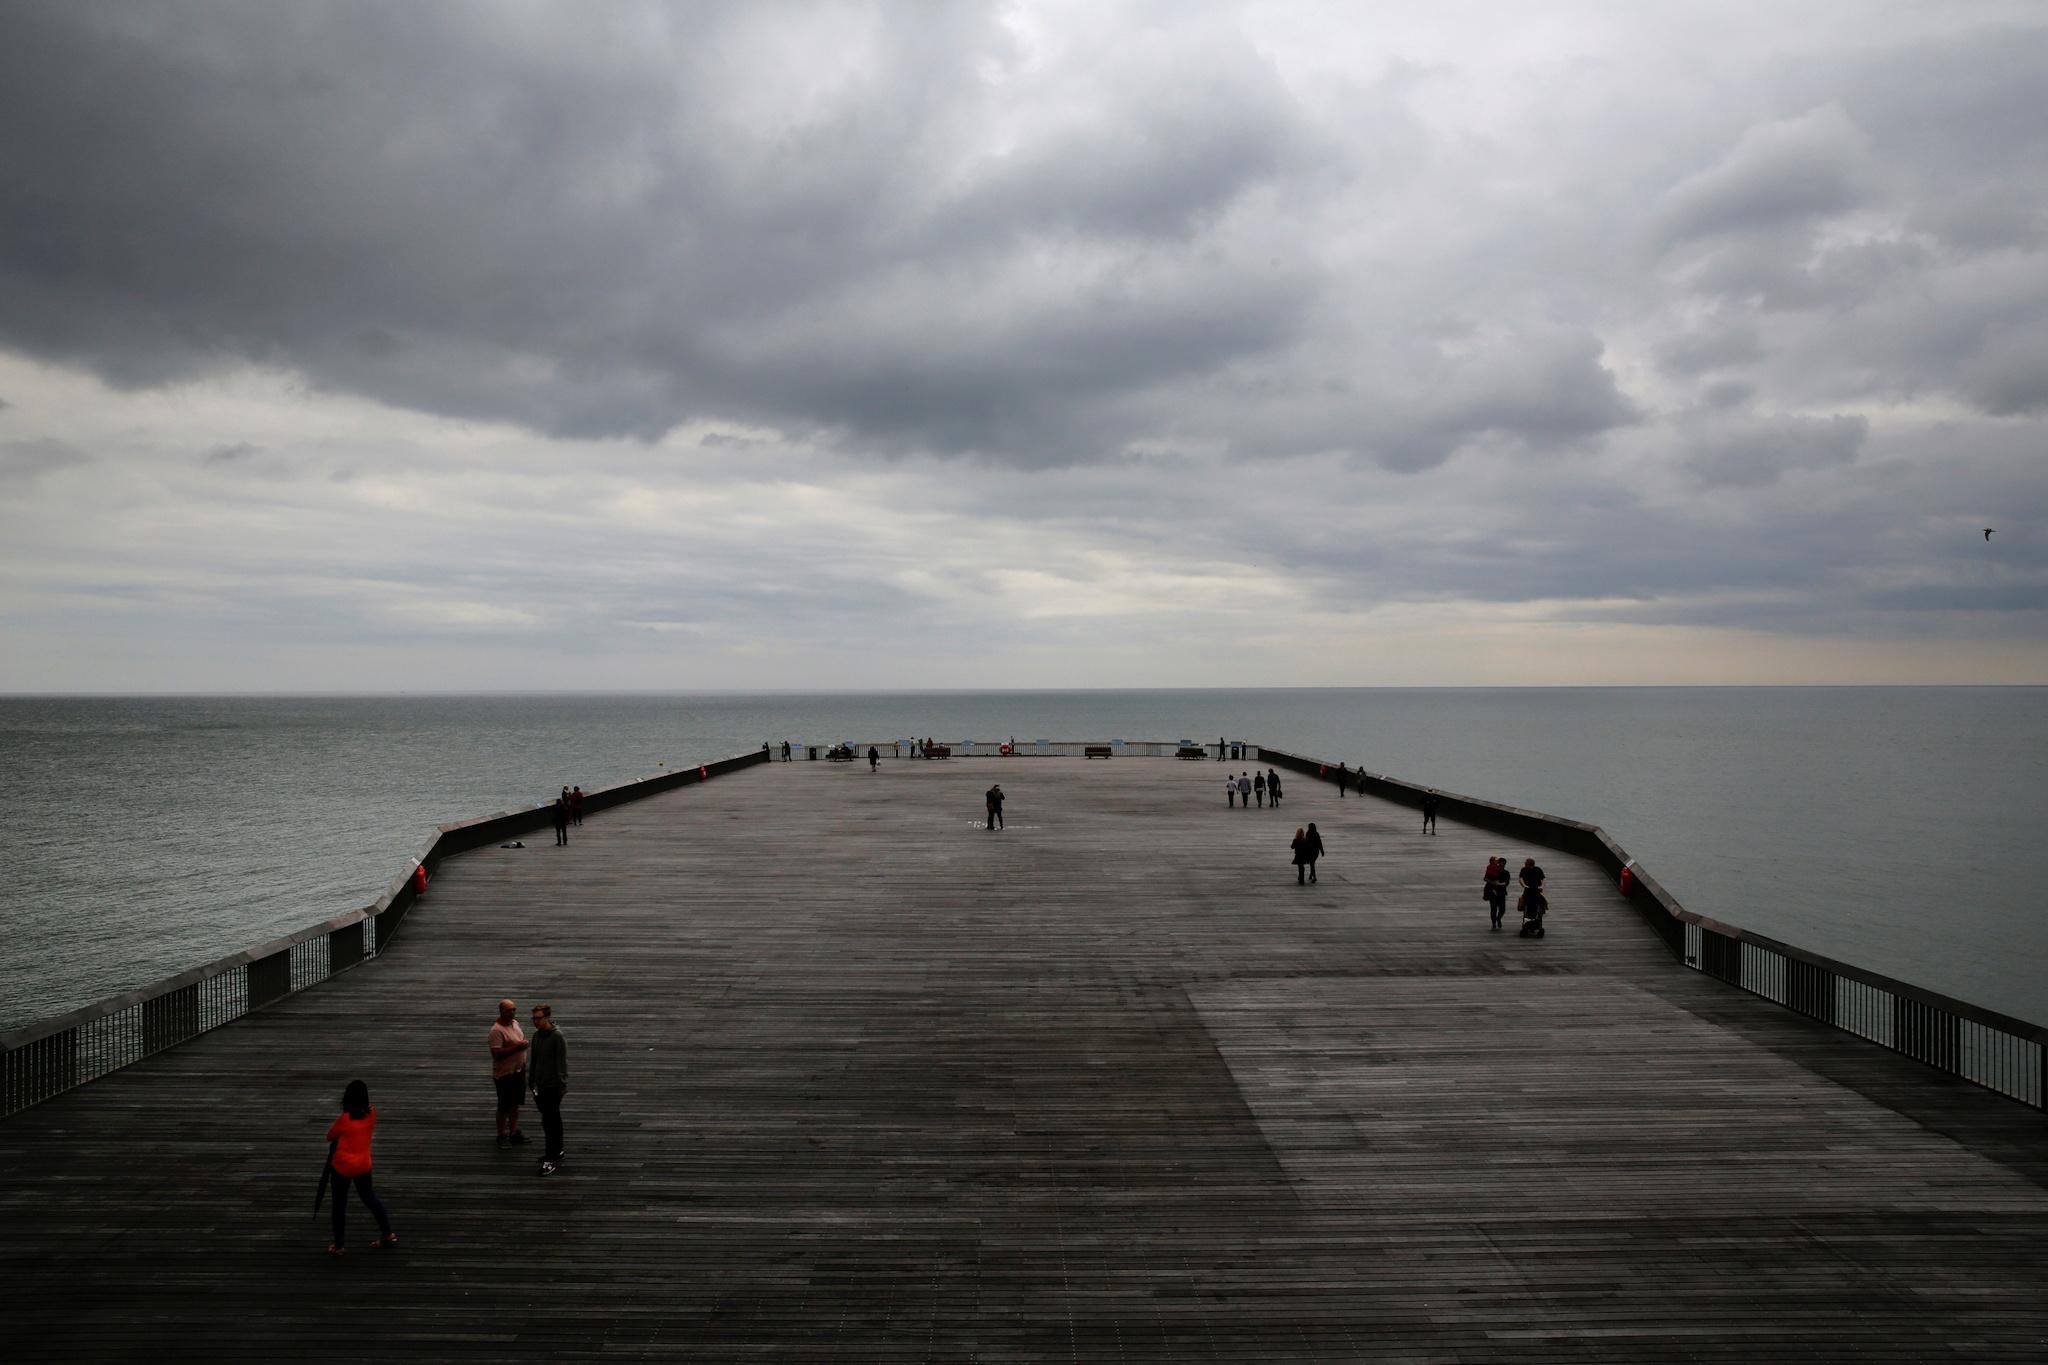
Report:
4,752,2047,1360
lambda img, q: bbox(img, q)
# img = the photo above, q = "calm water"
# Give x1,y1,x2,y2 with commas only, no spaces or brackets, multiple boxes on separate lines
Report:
2,689,2043,1032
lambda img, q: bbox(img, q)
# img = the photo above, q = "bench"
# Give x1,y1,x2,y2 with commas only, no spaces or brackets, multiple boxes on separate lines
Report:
1084,745,1112,759
923,745,951,759
1175,745,1208,760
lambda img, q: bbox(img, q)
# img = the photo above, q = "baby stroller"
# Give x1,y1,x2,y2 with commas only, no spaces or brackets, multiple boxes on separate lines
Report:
1516,885,1548,937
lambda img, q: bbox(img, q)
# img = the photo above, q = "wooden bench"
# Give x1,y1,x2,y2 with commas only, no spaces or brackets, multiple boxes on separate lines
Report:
1175,745,1208,760
923,745,951,759
1084,745,1113,759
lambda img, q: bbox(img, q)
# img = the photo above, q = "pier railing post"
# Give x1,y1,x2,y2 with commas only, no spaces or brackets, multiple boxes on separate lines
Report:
247,949,292,1010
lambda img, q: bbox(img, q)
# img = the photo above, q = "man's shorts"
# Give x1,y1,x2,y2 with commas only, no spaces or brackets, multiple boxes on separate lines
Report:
493,1071,526,1114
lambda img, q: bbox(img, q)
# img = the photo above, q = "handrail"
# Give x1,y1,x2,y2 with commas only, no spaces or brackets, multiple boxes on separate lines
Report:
1,748,770,1116
1259,746,2046,1109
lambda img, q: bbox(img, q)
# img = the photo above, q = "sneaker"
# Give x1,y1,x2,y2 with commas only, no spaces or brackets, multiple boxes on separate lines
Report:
538,1161,558,1177
508,1131,530,1146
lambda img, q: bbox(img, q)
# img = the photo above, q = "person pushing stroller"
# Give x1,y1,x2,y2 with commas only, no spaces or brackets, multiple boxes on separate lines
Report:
1516,857,1548,937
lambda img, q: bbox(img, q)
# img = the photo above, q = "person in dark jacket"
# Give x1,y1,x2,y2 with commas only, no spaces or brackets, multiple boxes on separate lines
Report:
1422,791,1440,834
868,745,880,772
552,796,570,846
1253,771,1266,807
1304,822,1324,882
1266,768,1282,807
325,1079,395,1255
529,1004,569,1177
569,786,584,826
1484,856,1511,929
1291,827,1309,884
985,784,1005,830
1336,762,1348,797
1518,858,1548,936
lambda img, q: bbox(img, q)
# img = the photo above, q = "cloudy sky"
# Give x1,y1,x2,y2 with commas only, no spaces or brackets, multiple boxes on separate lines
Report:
2,0,2044,690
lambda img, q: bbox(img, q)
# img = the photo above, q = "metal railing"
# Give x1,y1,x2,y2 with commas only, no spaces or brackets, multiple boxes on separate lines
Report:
1263,746,2048,1111
1,748,767,1119
789,739,1242,759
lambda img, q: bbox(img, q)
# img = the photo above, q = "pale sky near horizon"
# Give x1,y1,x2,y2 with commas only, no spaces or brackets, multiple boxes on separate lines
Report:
1,1,2044,690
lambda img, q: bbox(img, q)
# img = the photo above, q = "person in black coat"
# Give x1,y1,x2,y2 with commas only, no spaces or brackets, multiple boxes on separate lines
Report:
1303,822,1324,883
1290,827,1310,884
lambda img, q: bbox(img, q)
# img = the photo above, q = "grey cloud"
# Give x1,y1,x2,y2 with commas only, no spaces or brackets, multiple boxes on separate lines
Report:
0,437,89,484
202,442,261,464
1654,106,1878,249
1680,411,1866,489
1956,318,2048,415
1655,321,1761,376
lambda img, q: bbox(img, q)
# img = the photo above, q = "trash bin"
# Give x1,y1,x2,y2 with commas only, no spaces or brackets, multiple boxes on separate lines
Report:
807,745,818,761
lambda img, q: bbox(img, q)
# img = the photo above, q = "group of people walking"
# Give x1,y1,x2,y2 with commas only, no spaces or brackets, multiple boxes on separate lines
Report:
321,997,572,1256
1483,856,1547,935
1226,767,1283,808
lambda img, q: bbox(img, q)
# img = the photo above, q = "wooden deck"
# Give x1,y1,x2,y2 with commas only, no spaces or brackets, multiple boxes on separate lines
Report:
4,756,2046,1361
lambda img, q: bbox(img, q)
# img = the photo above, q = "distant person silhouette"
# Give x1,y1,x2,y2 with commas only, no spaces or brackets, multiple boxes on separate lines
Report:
868,745,880,772
1336,762,1349,797
1422,791,1440,835
1484,856,1511,929
1236,773,1252,808
1226,774,1237,808
985,784,1005,830
1267,768,1282,806
552,796,570,846
569,786,584,826
1253,771,1266,807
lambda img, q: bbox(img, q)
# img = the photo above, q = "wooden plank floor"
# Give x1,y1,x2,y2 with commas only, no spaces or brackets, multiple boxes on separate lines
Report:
4,756,2046,1362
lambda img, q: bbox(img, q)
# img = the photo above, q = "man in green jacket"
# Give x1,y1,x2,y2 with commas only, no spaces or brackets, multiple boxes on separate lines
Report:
529,1003,570,1177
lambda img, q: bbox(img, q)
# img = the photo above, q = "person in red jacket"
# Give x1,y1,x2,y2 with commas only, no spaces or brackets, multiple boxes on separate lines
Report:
325,1079,396,1256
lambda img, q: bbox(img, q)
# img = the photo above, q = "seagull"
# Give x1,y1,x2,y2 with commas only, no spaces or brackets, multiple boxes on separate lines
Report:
1984,528,1995,540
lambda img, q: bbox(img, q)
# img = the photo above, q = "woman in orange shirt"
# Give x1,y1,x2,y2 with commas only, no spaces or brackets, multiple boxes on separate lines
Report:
325,1079,396,1255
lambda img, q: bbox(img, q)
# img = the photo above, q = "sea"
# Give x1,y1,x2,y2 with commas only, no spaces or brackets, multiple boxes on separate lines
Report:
2,688,2043,1034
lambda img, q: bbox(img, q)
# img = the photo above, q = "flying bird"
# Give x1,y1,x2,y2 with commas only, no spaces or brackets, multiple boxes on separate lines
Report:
1984,528,1994,540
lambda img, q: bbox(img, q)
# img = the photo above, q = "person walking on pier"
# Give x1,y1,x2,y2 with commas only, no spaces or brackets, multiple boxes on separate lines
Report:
529,1004,569,1177
489,999,530,1147
552,796,570,846
1237,772,1252,808
1336,762,1348,797
1517,858,1548,937
1291,823,1325,884
1422,791,1440,835
985,783,1005,830
570,786,584,826
782,740,792,762
323,1079,395,1256
1484,856,1511,929
1267,768,1282,807
1226,773,1237,807
1218,735,1227,762
868,745,880,772
1253,771,1266,808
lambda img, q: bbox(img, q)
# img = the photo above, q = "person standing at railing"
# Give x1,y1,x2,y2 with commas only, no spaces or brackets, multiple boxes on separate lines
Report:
324,1079,396,1256
489,999,531,1147
529,1004,569,1178
569,786,584,827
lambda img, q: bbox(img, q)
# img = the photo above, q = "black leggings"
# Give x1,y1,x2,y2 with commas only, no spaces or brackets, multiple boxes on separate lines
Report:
330,1170,392,1246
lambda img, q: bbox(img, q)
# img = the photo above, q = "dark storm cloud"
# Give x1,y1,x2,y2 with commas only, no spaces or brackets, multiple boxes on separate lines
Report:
0,1,1330,464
